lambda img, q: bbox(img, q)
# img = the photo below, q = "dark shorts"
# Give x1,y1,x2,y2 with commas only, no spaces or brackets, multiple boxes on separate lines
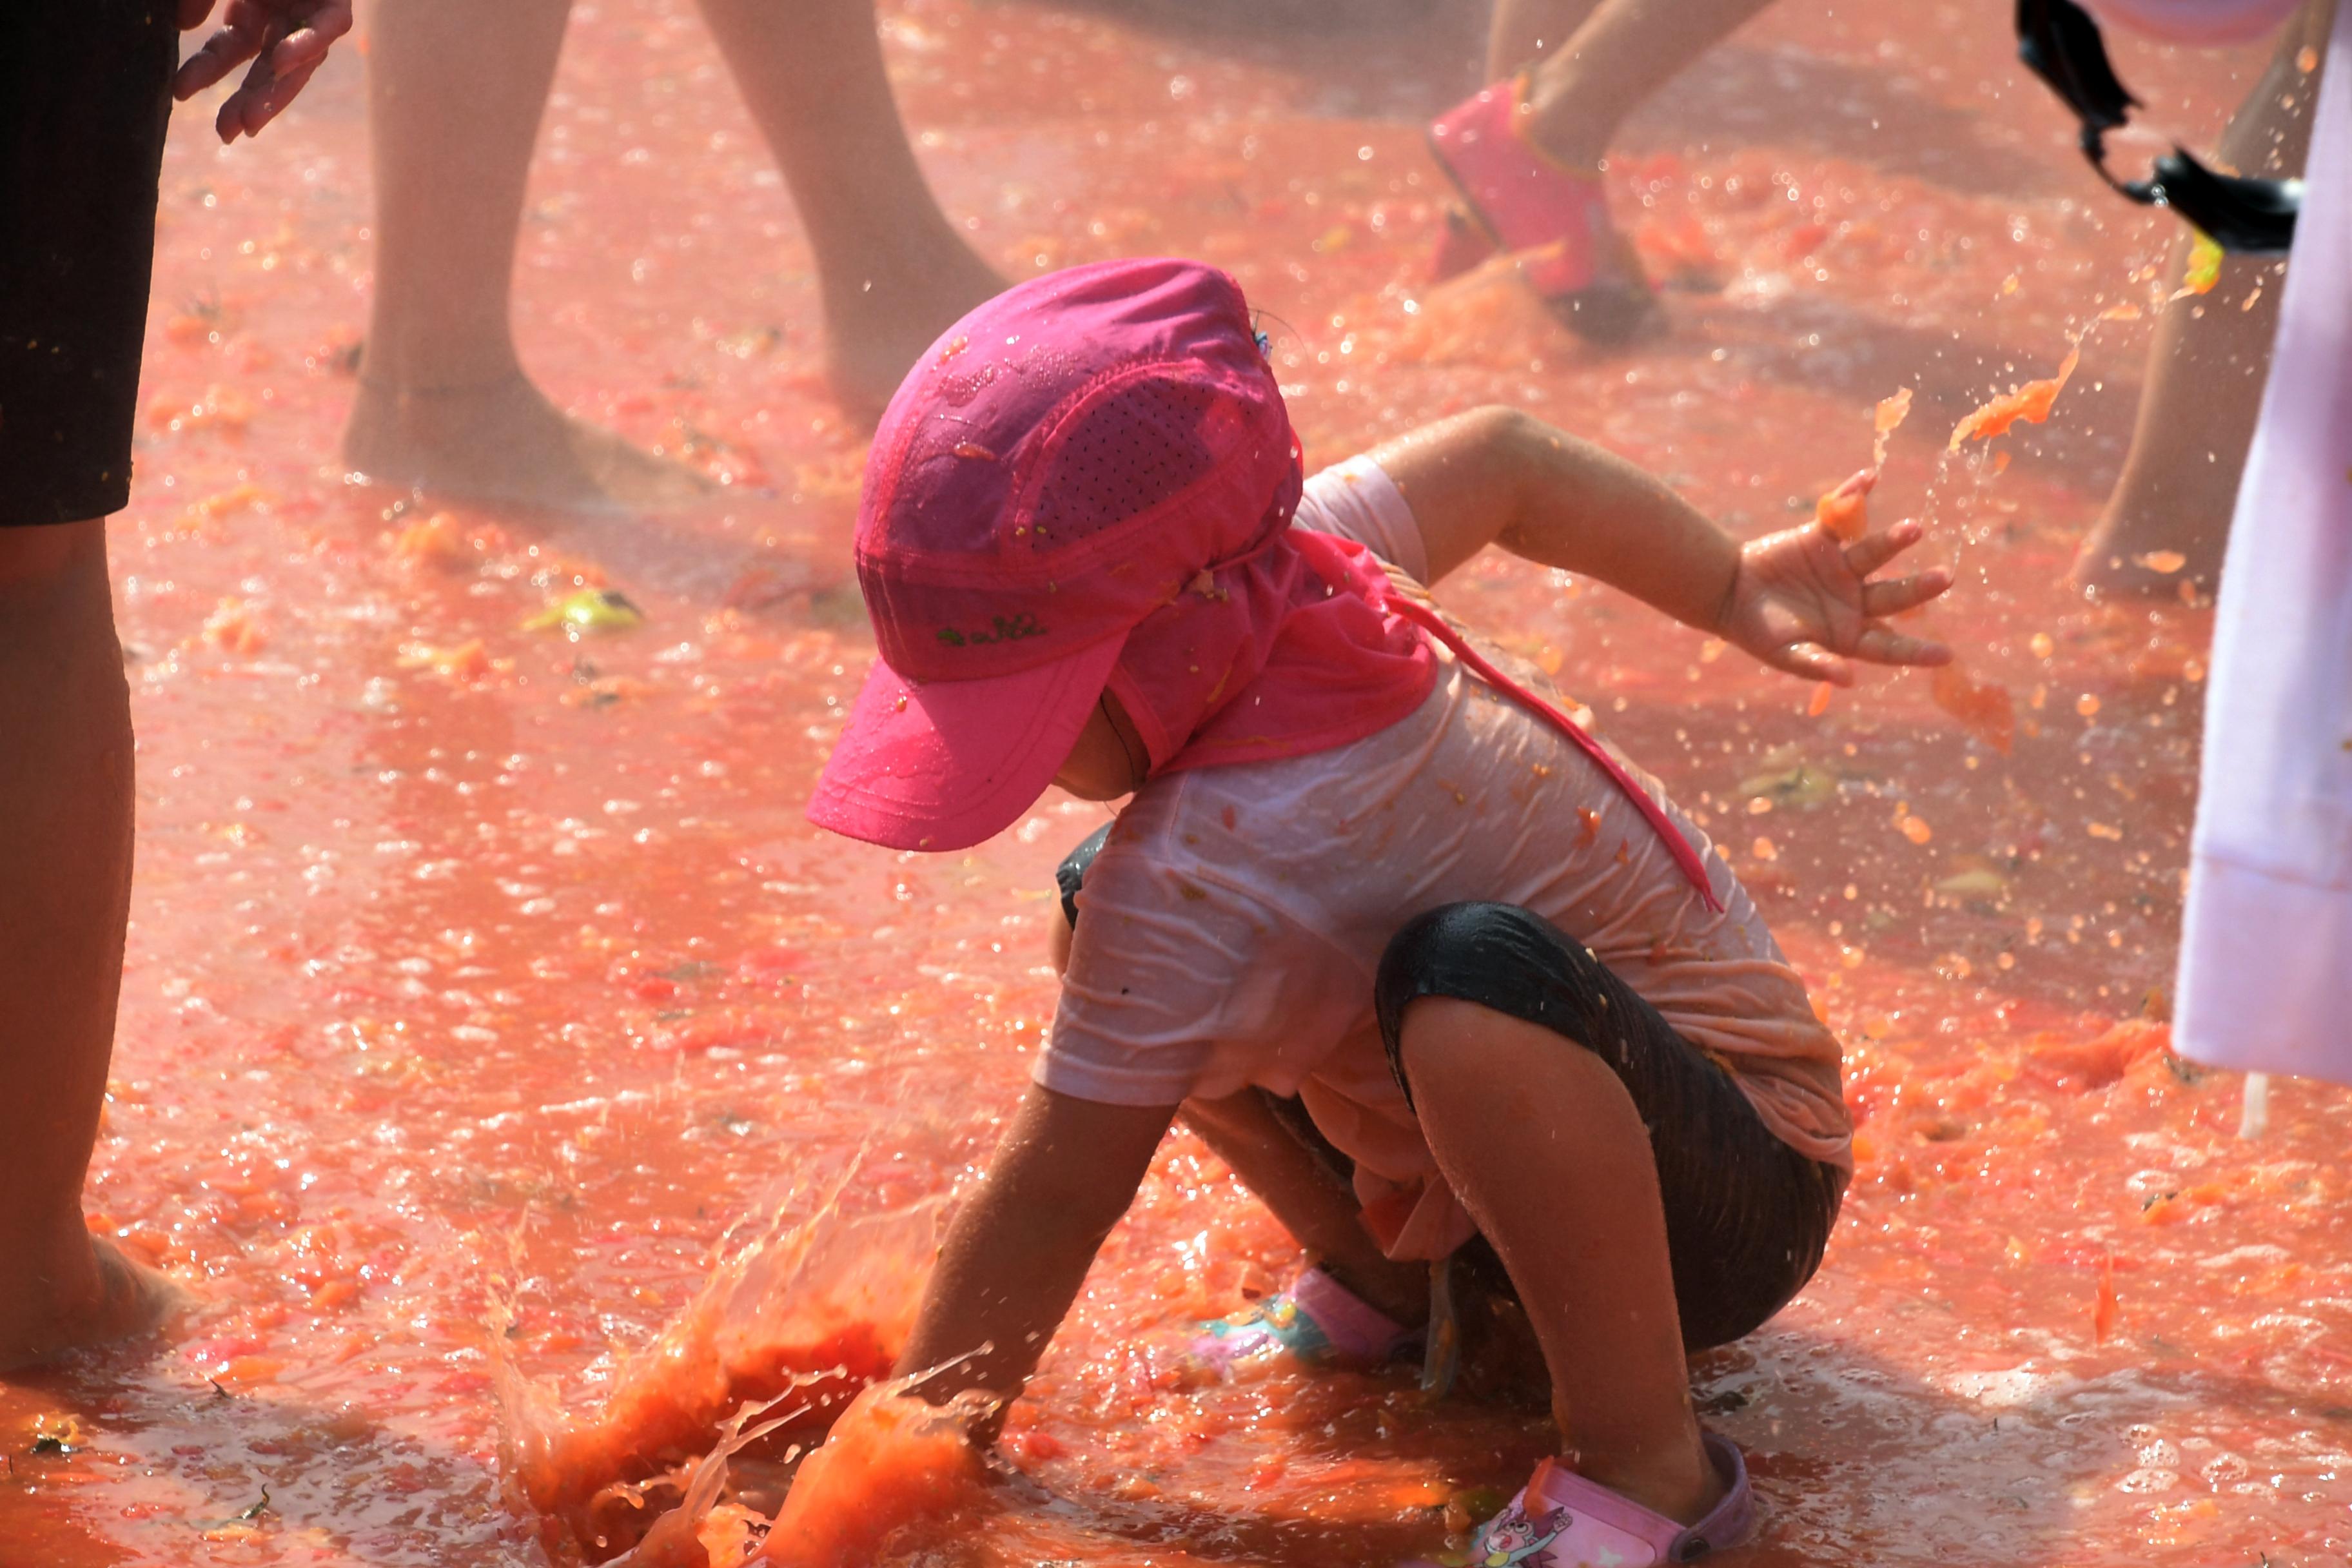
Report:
1056,832,1842,1351
1,3,178,528
1374,902,1841,1349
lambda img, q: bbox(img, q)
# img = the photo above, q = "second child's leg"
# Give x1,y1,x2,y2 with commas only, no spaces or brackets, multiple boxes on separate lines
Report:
694,0,1003,417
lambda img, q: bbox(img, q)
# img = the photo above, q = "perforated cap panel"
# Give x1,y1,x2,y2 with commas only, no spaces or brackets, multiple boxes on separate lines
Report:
1023,375,1225,551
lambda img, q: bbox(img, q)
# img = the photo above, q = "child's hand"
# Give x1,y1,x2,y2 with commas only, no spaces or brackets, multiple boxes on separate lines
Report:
1714,472,1953,686
175,0,353,144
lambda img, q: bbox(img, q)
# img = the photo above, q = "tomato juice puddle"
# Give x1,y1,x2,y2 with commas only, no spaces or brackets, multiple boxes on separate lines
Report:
4,0,2346,1563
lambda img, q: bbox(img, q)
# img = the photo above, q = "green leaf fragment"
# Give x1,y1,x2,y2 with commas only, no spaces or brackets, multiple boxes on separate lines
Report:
522,589,646,638
1737,761,1838,810
1934,868,2010,899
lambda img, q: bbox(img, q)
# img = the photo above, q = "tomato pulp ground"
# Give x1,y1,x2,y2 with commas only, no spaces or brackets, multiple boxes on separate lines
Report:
5,1,2347,1562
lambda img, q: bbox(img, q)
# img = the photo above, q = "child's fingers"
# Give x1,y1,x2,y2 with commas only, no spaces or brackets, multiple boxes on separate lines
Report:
1810,468,1876,543
1860,568,1952,618
1851,623,1951,667
177,0,219,29
1771,640,1855,686
1839,518,1924,579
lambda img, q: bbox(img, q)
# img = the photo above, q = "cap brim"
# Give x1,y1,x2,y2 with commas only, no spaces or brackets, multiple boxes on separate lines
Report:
807,636,1126,852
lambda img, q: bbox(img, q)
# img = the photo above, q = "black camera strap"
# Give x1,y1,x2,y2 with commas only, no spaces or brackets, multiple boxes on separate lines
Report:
2017,0,2300,251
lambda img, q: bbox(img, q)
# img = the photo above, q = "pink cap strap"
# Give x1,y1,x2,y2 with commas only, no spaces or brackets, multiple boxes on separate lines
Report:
1376,591,1723,914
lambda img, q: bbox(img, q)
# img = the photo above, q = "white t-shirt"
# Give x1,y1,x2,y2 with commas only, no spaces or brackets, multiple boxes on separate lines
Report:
1041,457,1850,1261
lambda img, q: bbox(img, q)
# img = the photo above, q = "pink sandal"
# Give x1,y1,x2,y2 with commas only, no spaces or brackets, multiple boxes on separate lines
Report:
1184,1266,1418,1376
1407,1433,1757,1566
1426,77,1659,344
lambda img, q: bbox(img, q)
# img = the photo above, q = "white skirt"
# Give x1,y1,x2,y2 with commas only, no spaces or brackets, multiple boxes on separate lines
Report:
2175,0,2352,1087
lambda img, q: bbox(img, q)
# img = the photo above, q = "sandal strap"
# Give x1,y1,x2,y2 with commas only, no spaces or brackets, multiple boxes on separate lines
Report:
1288,1266,1415,1362
1518,1433,1756,1562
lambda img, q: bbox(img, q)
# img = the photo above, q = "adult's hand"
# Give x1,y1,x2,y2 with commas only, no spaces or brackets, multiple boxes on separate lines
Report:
174,0,355,144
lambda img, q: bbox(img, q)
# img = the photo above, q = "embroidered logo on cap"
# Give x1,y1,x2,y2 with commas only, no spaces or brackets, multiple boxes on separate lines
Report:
936,612,1048,648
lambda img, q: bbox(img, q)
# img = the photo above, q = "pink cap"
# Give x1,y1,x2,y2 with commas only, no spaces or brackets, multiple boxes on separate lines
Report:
808,258,1298,851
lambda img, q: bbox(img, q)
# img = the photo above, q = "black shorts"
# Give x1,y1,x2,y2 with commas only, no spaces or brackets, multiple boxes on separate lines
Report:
1375,903,1843,1350
1055,833,1843,1351
1,3,178,528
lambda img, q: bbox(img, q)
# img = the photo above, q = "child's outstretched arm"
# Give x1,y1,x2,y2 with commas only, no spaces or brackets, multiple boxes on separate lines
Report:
1367,406,1954,684
892,1084,1177,1434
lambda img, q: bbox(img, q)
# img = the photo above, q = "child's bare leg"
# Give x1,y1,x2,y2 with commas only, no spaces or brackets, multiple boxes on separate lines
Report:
0,521,184,1371
694,0,1002,418
1494,0,1779,170
1398,997,1718,1523
341,0,710,513
1179,1092,1427,1324
2075,0,2329,596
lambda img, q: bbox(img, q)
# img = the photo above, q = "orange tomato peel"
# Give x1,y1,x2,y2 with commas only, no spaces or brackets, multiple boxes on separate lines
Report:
1931,663,2015,755
1948,344,2081,451
1871,386,1914,469
1814,467,1876,543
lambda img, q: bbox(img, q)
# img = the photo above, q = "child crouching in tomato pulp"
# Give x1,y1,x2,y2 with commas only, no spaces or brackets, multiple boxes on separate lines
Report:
805,257,1951,1565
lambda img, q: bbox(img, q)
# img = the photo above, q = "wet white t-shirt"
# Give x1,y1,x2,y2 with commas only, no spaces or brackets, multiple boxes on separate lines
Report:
1041,457,1849,1261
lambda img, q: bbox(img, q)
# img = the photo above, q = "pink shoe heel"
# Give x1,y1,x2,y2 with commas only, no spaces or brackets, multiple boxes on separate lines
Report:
1429,204,1499,283
1406,1433,1756,1567
1426,78,1659,344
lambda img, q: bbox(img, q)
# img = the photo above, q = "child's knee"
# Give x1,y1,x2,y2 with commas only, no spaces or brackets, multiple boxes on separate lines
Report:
1391,994,1513,1073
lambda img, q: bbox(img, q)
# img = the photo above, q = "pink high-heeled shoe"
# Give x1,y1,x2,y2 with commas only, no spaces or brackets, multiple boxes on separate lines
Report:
1426,77,1660,344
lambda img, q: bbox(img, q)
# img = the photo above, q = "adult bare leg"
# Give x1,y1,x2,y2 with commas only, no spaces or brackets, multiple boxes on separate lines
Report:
1399,997,1719,1524
694,0,1002,418
340,0,711,513
1490,0,1779,171
2074,0,2331,596
1486,0,1605,80
0,520,184,1373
